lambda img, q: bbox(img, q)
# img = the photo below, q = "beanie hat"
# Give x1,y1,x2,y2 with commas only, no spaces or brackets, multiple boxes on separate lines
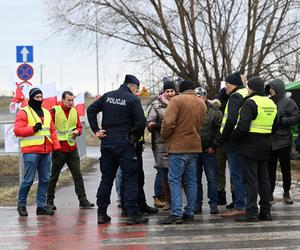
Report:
29,88,43,99
124,74,140,87
225,72,243,87
163,81,176,91
247,76,265,92
195,87,207,96
178,80,194,93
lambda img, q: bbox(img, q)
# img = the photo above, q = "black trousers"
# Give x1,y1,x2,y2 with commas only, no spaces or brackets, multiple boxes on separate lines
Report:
121,141,146,208
239,155,271,216
47,149,87,201
97,137,139,216
268,146,291,194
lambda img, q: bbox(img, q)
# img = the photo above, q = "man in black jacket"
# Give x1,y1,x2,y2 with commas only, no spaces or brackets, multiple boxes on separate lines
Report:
220,72,247,218
232,76,277,222
194,87,222,214
87,74,148,225
265,79,300,204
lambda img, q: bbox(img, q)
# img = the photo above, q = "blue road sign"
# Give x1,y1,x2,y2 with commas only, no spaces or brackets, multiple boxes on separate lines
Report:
16,46,33,63
17,63,34,81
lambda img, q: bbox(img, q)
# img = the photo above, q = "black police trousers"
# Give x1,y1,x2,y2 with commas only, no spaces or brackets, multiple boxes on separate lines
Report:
97,136,139,216
120,141,147,209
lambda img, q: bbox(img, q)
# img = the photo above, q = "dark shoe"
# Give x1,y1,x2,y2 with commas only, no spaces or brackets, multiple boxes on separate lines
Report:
126,214,149,225
226,202,234,209
210,205,219,214
47,200,56,210
158,215,183,224
235,215,259,222
182,213,194,222
226,191,235,209
139,204,159,214
36,206,55,216
218,191,227,205
17,206,28,217
283,192,293,205
194,207,202,214
258,213,272,221
117,200,122,208
98,214,111,224
79,199,95,209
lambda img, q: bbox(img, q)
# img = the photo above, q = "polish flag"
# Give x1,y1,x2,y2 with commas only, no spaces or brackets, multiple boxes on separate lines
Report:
34,84,58,110
9,82,27,113
74,93,85,116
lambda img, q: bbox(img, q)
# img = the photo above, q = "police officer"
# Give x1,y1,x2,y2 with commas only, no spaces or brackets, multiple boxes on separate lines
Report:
87,74,149,225
232,76,277,222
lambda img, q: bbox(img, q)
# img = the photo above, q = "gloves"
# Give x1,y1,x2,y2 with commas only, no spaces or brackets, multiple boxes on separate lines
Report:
33,122,42,132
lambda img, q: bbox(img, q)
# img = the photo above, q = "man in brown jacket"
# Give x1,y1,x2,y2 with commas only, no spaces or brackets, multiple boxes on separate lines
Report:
158,80,207,224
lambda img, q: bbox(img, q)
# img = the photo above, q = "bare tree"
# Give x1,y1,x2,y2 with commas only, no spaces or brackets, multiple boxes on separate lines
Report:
45,0,300,96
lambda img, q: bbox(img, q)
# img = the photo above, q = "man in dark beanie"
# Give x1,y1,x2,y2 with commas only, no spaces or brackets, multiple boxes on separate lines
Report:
232,76,277,222
265,79,300,205
220,71,247,218
87,74,149,225
159,80,206,224
14,87,60,216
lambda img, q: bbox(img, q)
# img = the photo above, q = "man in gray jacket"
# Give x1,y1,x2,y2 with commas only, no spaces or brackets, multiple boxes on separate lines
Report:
265,79,300,204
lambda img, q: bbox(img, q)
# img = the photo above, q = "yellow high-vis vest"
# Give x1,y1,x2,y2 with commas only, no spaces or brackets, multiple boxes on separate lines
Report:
54,105,78,146
248,96,277,134
20,106,52,148
220,88,248,133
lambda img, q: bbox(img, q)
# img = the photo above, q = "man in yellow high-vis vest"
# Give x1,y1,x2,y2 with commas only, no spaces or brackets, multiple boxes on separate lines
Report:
232,76,277,222
47,91,94,210
220,72,247,218
14,88,60,217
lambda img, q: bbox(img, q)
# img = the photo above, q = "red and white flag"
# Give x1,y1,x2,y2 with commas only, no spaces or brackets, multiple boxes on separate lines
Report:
34,84,58,110
9,82,26,113
74,93,85,116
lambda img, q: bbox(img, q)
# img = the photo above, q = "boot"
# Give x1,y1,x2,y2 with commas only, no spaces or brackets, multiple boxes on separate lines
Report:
153,196,165,208
126,214,149,225
218,191,227,205
226,191,235,209
161,179,171,211
36,206,55,216
158,215,183,225
98,213,111,224
139,204,159,214
79,199,95,209
283,192,293,205
17,206,28,217
47,200,56,210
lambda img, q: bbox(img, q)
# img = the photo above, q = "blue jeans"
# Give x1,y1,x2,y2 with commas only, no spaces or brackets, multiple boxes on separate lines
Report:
227,152,245,209
168,153,198,216
154,168,164,198
18,153,51,207
196,152,218,208
115,167,122,200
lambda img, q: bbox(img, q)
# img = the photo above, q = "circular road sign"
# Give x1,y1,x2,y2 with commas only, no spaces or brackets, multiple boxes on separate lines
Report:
17,63,34,81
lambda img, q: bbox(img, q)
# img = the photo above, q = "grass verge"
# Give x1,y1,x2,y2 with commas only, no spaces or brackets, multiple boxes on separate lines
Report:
0,157,98,206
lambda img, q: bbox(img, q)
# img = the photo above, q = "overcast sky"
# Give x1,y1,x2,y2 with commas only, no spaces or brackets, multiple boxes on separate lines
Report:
0,1,145,96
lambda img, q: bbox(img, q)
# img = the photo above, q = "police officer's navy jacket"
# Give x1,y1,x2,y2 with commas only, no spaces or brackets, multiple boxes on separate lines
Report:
87,84,146,140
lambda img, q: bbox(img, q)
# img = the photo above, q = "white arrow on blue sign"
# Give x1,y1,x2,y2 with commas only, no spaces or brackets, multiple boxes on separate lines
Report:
16,46,33,63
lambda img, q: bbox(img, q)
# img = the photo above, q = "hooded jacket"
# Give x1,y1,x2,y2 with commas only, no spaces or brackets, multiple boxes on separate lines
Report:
266,79,300,150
